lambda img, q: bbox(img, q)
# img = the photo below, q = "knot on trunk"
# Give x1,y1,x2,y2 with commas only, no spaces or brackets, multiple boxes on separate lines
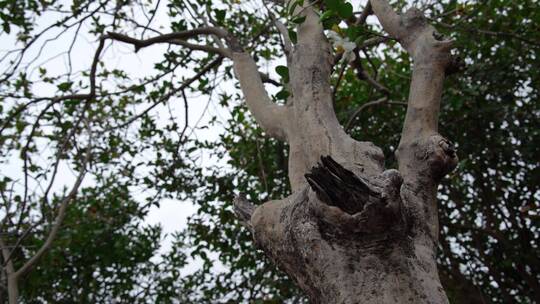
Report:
305,156,406,234
233,194,255,233
225,34,244,52
414,135,458,181
402,8,427,32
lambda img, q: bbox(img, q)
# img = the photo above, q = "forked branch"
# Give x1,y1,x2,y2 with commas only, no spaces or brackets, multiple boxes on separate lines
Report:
370,0,458,180
109,28,289,141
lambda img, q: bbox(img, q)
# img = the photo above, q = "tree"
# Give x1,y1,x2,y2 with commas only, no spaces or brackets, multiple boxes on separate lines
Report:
227,0,460,301
0,0,538,303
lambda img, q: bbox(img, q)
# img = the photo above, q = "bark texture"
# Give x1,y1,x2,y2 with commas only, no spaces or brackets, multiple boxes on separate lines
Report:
233,1,459,303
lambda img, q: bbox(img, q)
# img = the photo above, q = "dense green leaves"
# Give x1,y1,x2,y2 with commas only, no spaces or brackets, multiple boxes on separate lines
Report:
21,181,182,302
323,0,352,19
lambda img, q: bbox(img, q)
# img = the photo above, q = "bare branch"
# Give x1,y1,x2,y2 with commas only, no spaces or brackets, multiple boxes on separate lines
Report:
333,62,348,99
269,12,292,57
1,222,41,268
170,39,231,58
276,19,292,52
358,36,389,49
0,1,102,83
369,0,406,40
345,97,406,131
109,56,224,130
355,1,373,25
17,100,57,232
140,0,161,39
351,53,390,95
259,73,281,86
432,19,540,48
107,27,231,54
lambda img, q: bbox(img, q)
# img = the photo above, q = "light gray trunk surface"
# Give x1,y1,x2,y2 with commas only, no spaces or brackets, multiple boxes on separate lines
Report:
233,1,459,303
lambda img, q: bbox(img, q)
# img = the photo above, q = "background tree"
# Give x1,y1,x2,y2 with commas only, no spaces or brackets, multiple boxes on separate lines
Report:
0,0,538,303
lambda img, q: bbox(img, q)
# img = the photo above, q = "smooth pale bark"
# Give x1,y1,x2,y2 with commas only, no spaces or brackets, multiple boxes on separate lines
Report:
0,238,18,304
233,0,458,303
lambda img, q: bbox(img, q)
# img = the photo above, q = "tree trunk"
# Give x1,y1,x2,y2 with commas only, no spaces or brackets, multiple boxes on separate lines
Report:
233,1,459,303
0,239,19,304
7,276,18,304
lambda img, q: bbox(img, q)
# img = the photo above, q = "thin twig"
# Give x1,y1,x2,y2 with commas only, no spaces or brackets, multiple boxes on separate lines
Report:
345,97,407,131
108,56,224,130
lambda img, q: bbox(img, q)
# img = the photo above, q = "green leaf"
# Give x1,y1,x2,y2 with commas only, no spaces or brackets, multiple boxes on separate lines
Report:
57,81,73,92
291,16,306,24
322,15,341,29
323,0,341,12
346,25,362,40
214,9,226,22
289,2,298,16
2,22,10,34
288,28,297,44
337,2,353,19
275,90,290,100
15,120,26,133
319,10,335,21
275,65,289,83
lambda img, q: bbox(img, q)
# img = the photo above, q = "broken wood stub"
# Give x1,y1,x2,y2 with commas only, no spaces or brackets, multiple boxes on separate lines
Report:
305,156,410,237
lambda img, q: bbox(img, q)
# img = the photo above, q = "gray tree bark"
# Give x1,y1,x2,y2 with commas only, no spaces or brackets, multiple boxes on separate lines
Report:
233,0,459,303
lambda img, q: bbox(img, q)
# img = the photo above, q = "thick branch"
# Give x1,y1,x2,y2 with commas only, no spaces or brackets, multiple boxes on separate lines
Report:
232,53,289,140
108,30,286,137
108,30,232,57
371,0,457,180
369,0,405,39
367,1,458,251
275,19,292,58
296,2,326,46
109,26,228,47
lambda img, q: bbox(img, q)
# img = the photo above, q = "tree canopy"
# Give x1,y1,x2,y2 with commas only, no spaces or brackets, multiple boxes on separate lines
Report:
0,0,538,303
